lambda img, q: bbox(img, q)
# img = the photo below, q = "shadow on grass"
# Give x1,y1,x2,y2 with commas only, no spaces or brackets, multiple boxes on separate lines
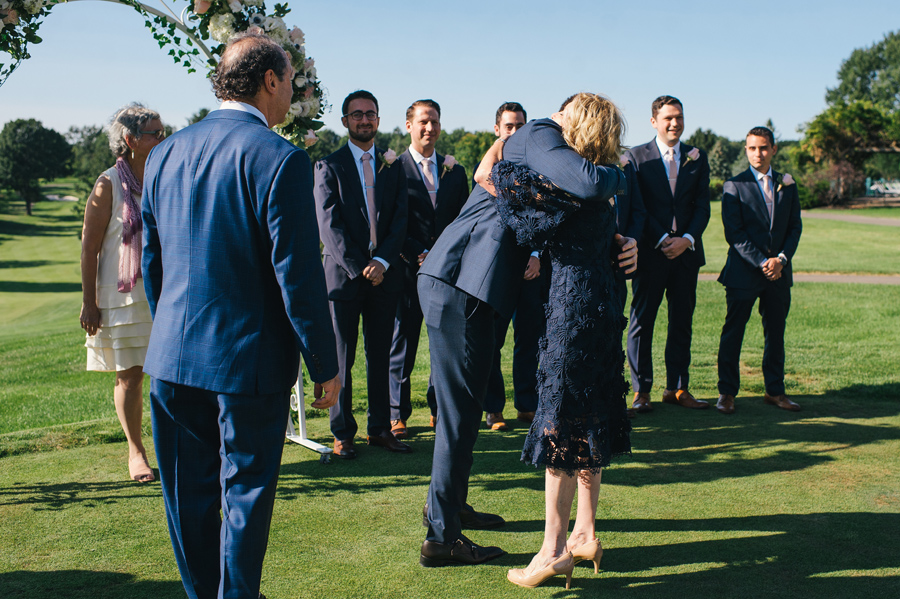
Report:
0,479,160,511
0,260,68,269
0,570,183,599
0,281,83,293
0,218,69,237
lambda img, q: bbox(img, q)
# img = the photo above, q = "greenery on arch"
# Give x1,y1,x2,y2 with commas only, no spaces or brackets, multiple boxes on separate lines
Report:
0,0,325,145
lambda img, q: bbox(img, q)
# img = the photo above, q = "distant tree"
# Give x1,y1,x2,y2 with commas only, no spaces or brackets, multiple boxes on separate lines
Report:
187,108,211,125
375,127,411,156
0,119,71,215
801,100,890,168
709,139,739,181
66,125,116,222
825,30,900,112
452,131,495,182
684,128,723,154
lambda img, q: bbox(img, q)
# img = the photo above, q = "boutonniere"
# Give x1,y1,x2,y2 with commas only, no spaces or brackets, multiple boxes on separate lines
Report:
683,147,700,167
441,155,458,178
378,149,397,173
776,173,795,193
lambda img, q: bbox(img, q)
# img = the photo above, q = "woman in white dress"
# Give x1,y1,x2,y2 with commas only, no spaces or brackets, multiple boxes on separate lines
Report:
79,104,164,482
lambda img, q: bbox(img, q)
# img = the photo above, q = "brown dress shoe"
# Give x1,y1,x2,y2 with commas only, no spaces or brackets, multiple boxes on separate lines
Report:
716,394,736,414
632,392,653,413
517,411,535,423
391,419,408,439
764,393,801,412
485,412,508,431
662,389,710,409
367,430,413,453
333,438,357,459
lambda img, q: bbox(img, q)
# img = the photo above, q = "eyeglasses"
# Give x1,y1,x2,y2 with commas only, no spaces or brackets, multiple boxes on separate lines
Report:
344,111,378,121
140,129,166,140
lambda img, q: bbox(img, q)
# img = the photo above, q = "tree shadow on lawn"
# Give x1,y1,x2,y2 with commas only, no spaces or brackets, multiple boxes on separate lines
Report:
0,260,68,269
0,218,70,237
0,570,183,599
0,479,160,511
0,281,83,293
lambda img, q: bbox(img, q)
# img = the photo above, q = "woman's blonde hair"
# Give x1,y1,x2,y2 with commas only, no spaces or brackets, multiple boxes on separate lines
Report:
562,92,626,165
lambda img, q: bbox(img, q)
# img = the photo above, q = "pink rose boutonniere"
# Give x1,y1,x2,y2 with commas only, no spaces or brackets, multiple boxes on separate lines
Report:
777,173,795,193
378,149,398,173
683,147,700,167
441,155,458,178
303,129,318,148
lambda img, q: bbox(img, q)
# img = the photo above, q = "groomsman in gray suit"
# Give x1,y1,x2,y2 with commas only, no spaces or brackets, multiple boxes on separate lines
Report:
314,90,410,458
623,95,711,414
715,126,802,414
388,99,469,438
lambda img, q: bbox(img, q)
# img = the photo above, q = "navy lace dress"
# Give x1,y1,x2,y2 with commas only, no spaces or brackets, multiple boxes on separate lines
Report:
492,161,631,474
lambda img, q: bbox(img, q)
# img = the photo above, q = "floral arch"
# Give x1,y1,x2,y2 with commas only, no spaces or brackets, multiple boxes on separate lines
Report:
0,0,323,145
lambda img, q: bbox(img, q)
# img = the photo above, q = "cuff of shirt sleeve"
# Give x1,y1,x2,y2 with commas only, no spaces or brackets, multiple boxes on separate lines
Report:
373,257,390,270
655,233,669,249
530,251,540,258
683,233,695,250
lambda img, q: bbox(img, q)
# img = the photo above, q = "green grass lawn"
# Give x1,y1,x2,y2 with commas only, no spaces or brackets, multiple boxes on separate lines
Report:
2,196,900,598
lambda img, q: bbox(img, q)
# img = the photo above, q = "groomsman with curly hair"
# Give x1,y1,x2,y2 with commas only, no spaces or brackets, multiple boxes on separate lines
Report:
715,126,802,415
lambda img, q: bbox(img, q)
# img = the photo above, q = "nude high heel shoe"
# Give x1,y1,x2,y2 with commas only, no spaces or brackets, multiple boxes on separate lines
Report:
571,538,603,574
507,552,575,589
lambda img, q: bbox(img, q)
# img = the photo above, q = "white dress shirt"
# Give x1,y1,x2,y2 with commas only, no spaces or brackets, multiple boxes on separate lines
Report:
407,145,439,192
654,136,695,251
347,141,389,270
219,101,267,127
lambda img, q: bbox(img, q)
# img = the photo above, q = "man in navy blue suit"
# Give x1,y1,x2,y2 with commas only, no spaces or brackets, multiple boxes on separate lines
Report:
715,126,802,415
481,102,544,432
388,99,468,438
142,32,340,599
623,95,711,414
417,108,631,567
314,90,410,458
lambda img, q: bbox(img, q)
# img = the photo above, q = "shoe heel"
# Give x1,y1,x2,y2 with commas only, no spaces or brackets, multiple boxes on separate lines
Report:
591,558,599,575
565,570,573,590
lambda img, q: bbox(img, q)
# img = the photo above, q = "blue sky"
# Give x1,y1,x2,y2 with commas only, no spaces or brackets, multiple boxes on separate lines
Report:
1,0,897,146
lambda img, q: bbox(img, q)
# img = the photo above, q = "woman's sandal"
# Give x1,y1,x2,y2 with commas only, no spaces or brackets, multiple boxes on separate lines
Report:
128,455,155,483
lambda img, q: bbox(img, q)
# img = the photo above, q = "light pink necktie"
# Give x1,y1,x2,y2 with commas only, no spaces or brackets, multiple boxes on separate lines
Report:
361,153,377,253
421,158,437,206
665,148,678,231
762,174,774,228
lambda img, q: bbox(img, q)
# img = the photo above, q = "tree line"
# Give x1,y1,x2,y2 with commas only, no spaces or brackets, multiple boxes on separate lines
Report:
2,30,899,216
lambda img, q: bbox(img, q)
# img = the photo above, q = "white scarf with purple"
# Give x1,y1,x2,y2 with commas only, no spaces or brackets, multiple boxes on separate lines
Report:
115,157,142,293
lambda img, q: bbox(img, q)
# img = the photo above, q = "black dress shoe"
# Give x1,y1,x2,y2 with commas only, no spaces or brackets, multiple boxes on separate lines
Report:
420,535,506,567
422,504,505,529
367,430,412,453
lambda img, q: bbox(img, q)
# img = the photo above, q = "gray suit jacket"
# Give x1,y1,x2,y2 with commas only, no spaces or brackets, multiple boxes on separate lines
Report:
418,118,624,319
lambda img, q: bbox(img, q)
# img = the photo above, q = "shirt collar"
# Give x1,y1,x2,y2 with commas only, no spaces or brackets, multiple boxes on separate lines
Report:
655,136,680,159
219,101,268,127
347,140,375,163
408,145,436,166
749,164,773,180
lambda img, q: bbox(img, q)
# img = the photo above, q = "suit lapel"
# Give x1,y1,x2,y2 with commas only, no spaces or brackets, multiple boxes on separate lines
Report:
338,145,369,223
644,140,673,199
744,169,771,226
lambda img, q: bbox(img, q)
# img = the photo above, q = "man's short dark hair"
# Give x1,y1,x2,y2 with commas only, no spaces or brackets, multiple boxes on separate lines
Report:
342,90,379,117
559,95,577,112
211,30,289,102
495,102,526,126
651,95,683,118
747,126,776,147
406,99,441,122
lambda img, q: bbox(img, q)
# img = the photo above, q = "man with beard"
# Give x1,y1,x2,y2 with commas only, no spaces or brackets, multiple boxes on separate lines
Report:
314,90,410,458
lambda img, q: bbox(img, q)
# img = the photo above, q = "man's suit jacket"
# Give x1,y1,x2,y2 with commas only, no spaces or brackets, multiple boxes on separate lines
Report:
419,118,624,319
142,110,338,395
623,139,711,269
314,144,408,300
617,160,647,242
399,150,469,265
718,168,802,291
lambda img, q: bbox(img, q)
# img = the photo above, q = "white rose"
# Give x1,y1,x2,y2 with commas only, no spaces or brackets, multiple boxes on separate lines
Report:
227,0,242,12
0,1,9,10
289,27,304,44
293,74,307,88
306,66,317,80
24,0,42,15
209,13,236,42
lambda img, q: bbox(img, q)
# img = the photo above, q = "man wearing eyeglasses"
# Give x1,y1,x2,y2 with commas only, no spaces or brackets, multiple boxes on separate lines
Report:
314,90,410,459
